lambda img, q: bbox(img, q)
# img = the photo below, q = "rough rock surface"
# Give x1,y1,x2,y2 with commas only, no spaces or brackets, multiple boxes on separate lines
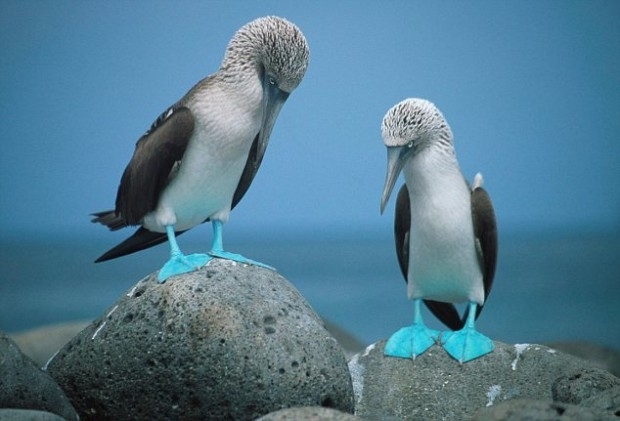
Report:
348,340,610,420
10,319,363,368
47,260,354,420
580,385,620,417
552,368,620,404
255,406,359,420
471,398,615,421
0,332,78,421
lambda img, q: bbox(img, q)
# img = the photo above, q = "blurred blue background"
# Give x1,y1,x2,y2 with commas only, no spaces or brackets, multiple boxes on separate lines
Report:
1,2,619,349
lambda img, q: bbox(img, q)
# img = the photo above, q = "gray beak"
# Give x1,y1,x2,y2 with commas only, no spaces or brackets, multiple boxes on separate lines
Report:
257,77,290,160
380,146,406,214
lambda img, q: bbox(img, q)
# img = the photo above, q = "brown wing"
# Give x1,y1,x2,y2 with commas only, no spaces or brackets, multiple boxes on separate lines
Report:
470,184,498,319
115,105,194,225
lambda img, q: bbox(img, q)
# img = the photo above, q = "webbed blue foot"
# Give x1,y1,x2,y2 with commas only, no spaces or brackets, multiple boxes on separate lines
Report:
441,302,494,363
384,298,439,359
158,225,211,283
158,253,211,282
208,220,275,270
384,323,439,359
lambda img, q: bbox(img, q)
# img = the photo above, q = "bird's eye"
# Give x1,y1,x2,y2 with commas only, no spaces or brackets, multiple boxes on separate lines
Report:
268,76,276,85
407,141,414,149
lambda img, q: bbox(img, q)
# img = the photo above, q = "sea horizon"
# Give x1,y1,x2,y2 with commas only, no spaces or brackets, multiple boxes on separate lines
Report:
1,228,618,351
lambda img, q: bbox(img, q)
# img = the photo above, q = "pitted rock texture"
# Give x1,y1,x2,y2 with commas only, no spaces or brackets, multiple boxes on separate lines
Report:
47,260,354,420
580,385,620,418
0,332,78,421
552,368,620,404
348,340,610,421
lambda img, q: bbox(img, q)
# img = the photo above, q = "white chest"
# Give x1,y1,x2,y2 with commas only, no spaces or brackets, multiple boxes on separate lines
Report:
147,82,263,231
404,151,484,304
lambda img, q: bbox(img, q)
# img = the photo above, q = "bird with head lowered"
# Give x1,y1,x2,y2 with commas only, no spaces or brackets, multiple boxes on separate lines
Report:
92,16,310,282
380,98,498,363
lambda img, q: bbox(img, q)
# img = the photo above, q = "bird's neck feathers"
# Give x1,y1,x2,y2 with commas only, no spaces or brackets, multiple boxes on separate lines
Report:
416,130,458,169
406,135,464,194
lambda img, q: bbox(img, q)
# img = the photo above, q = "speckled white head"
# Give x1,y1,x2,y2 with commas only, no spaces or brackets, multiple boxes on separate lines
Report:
222,16,310,93
381,98,453,151
380,98,455,213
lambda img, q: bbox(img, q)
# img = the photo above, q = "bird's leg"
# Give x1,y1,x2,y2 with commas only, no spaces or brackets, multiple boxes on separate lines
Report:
157,225,210,283
208,220,275,270
384,298,440,359
441,301,494,363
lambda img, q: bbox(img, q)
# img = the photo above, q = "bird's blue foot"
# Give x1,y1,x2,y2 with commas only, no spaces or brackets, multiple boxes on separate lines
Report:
159,225,211,283
384,322,440,359
440,302,494,363
158,253,211,283
208,249,275,270
441,327,494,363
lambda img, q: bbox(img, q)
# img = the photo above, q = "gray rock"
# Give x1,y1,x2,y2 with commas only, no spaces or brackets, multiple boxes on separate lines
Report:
471,398,615,421
47,260,354,420
580,385,620,417
255,406,359,420
546,341,620,377
0,409,67,421
0,332,78,421
552,368,620,404
9,318,362,368
348,340,603,420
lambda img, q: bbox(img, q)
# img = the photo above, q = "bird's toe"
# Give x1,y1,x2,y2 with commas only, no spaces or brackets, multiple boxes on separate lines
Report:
441,327,494,363
384,323,439,359
158,253,211,282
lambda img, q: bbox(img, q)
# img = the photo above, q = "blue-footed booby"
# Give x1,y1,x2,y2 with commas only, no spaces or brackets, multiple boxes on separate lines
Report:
92,16,309,282
379,98,498,363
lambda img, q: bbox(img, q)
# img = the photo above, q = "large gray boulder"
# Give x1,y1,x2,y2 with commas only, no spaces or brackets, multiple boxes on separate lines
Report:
348,340,612,420
47,260,354,420
0,332,78,421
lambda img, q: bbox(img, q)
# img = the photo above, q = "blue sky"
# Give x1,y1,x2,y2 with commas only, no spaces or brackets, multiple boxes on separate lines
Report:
1,1,619,241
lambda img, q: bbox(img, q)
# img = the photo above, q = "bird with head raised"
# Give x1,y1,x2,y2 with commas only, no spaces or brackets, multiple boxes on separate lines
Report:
380,98,498,363
92,16,309,282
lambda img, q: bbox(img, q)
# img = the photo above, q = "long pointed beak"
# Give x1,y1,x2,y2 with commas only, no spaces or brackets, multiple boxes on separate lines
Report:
257,78,290,160
380,146,406,214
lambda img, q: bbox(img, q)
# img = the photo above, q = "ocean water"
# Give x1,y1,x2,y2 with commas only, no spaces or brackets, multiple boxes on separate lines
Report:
1,230,618,351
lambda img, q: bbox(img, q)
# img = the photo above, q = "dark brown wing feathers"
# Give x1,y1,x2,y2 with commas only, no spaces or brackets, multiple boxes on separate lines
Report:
116,105,194,225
